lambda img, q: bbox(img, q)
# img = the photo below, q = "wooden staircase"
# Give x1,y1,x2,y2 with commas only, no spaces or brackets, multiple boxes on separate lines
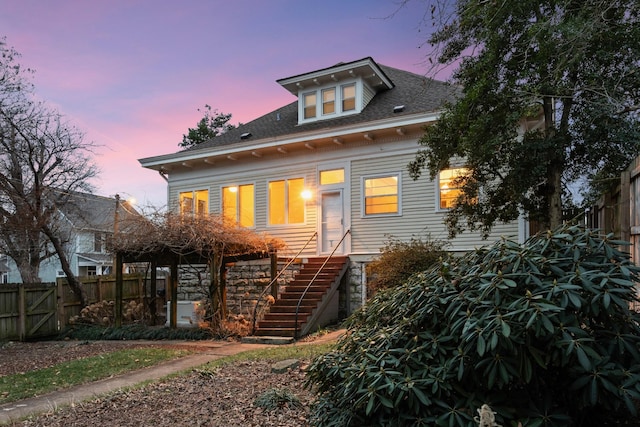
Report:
253,256,349,338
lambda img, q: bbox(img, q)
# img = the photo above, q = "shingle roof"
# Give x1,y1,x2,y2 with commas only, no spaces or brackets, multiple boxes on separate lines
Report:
59,192,142,232
183,63,458,153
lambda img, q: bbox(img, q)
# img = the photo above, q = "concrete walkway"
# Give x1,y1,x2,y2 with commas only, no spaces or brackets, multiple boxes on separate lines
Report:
0,330,344,425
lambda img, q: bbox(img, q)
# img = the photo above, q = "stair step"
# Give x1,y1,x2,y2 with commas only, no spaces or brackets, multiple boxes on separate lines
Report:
263,313,307,321
258,318,306,329
258,319,306,328
279,292,325,300
267,305,315,313
285,285,331,295
291,275,335,283
254,328,298,337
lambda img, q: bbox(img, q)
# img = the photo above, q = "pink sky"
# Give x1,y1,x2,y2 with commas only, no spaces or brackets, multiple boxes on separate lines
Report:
1,0,445,209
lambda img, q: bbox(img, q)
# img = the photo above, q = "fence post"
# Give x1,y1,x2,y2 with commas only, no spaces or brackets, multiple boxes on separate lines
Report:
57,279,66,330
115,252,123,327
169,259,178,328
150,260,157,324
96,276,103,302
18,284,26,342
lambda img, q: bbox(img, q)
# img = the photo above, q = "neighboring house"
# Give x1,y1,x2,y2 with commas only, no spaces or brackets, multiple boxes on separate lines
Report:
139,57,529,328
5,192,141,284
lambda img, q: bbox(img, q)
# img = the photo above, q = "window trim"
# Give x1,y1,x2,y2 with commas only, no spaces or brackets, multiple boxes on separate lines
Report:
361,173,402,218
221,183,256,228
267,177,307,227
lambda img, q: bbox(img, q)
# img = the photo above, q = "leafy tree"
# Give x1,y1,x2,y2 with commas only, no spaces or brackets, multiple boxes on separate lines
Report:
407,0,640,236
0,38,97,306
179,104,235,148
307,225,640,426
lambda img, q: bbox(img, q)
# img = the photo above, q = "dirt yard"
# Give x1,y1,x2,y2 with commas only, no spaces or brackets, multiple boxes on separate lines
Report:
1,340,318,426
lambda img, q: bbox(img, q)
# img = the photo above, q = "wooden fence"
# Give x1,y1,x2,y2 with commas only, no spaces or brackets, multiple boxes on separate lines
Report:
0,284,57,341
0,274,148,341
56,274,146,325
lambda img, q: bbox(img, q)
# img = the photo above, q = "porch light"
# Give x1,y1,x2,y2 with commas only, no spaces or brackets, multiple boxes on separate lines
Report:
301,189,313,200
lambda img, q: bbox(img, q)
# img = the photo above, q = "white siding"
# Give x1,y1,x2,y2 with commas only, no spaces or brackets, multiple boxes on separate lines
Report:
350,151,520,255
167,135,522,259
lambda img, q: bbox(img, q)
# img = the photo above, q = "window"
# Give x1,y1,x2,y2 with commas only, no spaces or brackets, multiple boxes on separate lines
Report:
322,88,335,115
342,83,356,112
299,82,358,123
268,178,305,225
439,168,469,209
87,266,97,276
223,184,255,227
94,232,103,252
303,93,316,119
320,168,344,185
364,175,399,215
180,190,209,216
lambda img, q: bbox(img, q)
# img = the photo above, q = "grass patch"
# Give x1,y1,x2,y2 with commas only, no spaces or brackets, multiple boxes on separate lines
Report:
198,342,335,371
0,347,192,404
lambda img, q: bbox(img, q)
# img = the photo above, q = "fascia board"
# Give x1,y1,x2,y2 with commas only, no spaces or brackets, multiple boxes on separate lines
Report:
139,111,440,169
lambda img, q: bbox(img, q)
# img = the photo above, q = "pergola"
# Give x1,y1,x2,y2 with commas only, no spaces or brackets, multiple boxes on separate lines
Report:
110,213,282,328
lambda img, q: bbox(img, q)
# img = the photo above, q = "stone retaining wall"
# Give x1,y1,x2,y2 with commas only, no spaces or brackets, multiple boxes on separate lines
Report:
225,259,301,317
174,258,365,320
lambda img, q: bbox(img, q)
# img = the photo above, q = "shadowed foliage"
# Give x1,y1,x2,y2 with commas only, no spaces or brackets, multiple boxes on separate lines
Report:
307,225,640,426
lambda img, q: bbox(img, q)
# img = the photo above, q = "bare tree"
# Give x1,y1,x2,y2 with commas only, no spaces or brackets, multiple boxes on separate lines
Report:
0,38,98,306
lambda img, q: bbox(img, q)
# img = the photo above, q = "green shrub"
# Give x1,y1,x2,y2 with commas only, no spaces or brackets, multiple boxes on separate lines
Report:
366,235,449,295
306,225,640,426
58,323,214,340
254,388,302,411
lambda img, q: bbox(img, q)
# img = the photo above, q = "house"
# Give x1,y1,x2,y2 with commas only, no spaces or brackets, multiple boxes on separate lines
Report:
139,57,528,334
4,192,141,283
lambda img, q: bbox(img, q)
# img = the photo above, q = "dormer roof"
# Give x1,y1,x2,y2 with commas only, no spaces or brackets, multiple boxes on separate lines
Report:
276,57,394,95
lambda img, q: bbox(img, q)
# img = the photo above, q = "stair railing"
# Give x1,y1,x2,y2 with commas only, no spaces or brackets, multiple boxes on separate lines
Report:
294,229,351,340
251,231,317,334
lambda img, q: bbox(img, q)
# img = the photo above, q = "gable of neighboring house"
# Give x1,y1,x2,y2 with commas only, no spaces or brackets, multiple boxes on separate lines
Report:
6,192,142,283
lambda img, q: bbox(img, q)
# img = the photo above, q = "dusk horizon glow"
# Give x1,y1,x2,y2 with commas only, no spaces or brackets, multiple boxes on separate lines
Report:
2,0,448,210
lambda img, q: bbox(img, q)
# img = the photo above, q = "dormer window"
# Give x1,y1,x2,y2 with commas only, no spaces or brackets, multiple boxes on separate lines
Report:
298,81,359,123
342,84,356,112
303,92,317,119
322,88,335,115
276,57,395,125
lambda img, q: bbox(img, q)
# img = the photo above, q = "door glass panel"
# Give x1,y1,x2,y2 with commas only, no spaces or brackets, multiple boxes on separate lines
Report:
321,191,343,253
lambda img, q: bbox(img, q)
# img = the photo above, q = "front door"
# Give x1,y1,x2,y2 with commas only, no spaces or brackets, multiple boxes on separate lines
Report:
320,190,344,254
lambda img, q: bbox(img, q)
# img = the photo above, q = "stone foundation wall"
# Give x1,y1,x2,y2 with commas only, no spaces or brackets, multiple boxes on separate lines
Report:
344,261,366,315
176,265,209,301
175,258,367,319
175,259,301,319
225,259,300,318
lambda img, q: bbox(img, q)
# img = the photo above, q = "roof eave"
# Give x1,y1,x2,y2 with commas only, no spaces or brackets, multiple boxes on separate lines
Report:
139,110,441,172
